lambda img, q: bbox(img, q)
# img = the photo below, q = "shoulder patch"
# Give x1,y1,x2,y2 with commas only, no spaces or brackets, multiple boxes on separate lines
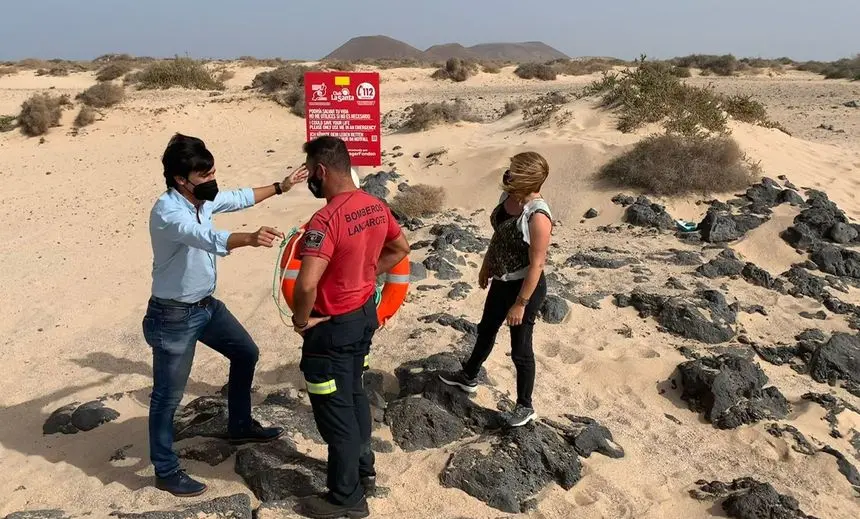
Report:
303,229,326,250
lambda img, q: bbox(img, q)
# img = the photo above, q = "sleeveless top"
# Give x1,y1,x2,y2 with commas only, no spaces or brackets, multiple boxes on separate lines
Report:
484,192,552,281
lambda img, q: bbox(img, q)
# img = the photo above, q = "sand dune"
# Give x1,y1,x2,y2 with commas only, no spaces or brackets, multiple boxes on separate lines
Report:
1,64,859,518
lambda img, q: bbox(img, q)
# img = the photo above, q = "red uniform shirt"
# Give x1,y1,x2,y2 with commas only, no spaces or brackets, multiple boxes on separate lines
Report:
299,190,402,315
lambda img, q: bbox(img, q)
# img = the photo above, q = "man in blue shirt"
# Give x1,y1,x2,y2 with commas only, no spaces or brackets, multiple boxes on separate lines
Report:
142,133,308,497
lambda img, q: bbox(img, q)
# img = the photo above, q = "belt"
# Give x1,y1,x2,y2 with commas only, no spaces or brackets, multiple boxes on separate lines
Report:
151,295,214,308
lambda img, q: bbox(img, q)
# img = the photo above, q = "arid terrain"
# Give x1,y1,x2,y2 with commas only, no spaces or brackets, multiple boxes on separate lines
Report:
1,49,859,519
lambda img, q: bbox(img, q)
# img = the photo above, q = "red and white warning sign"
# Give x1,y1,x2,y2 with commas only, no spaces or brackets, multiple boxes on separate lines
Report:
304,71,381,167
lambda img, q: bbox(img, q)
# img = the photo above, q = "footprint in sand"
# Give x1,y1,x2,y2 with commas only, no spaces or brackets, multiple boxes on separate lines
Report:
540,341,583,364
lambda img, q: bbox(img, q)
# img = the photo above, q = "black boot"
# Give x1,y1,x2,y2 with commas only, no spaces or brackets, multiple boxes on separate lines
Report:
155,470,207,497
228,419,285,445
297,494,369,519
361,475,377,497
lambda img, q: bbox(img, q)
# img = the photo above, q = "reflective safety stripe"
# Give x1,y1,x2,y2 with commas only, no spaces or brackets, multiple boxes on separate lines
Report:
363,354,370,368
385,274,411,284
281,268,299,280
306,379,337,395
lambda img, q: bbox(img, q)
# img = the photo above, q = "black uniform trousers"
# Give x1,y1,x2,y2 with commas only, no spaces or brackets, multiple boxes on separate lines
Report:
300,295,378,506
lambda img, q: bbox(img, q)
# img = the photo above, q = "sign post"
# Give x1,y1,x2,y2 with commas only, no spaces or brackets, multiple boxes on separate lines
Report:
304,71,381,167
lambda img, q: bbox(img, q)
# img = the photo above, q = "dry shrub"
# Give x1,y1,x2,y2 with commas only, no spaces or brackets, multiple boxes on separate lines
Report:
481,61,502,73
135,57,224,90
821,55,860,80
0,67,16,78
0,115,16,132
514,62,557,80
237,56,289,67
597,133,758,196
17,92,71,136
250,64,312,117
216,69,236,82
320,60,353,71
74,106,97,127
76,82,124,108
582,56,786,136
36,67,70,77
402,99,477,131
251,65,311,93
522,92,569,128
390,184,446,218
670,66,692,78
583,58,726,136
551,58,620,76
96,62,132,81
502,100,521,116
671,54,740,76
431,58,475,82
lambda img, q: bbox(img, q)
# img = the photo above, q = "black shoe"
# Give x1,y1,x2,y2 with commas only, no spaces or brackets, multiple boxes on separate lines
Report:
438,371,478,393
297,494,369,518
228,419,285,445
155,470,207,497
361,475,377,497
507,404,537,427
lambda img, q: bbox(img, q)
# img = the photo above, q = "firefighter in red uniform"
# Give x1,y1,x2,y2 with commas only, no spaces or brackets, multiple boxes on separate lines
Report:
291,136,410,518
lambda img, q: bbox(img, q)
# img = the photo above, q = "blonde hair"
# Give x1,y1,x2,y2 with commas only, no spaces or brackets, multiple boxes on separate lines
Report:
502,151,549,197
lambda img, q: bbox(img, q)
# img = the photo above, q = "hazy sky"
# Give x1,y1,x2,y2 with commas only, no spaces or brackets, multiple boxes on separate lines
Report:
3,0,858,62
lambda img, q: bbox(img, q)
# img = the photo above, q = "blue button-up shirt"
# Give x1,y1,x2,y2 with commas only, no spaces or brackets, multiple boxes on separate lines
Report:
148,187,256,303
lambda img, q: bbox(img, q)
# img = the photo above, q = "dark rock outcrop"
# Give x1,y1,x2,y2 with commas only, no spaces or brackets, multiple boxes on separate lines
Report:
539,295,570,324
808,332,860,386
429,223,488,254
821,446,860,491
409,261,427,281
178,440,237,466
676,354,790,428
614,289,737,344
542,415,625,459
234,441,327,502
3,511,69,519
447,282,472,300
693,478,817,519
385,396,469,451
439,423,582,514
43,400,119,435
109,494,252,519
565,252,638,269
623,196,675,230
584,208,599,219
811,245,860,279
698,209,766,243
697,249,745,278
173,391,323,444
360,170,399,200
765,424,816,455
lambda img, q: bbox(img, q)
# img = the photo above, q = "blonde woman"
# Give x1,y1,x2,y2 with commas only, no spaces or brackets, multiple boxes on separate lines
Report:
440,152,552,427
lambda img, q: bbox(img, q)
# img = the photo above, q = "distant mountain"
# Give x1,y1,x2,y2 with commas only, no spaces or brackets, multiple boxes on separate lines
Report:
322,36,569,63
424,43,479,61
467,41,569,62
324,35,426,61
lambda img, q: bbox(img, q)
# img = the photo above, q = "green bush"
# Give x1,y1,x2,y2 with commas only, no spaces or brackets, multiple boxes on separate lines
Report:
671,54,740,76
597,133,759,196
0,115,16,132
431,58,475,82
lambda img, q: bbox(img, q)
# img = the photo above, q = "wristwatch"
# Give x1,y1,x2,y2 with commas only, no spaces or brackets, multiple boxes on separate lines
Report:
273,182,283,195
291,315,308,329
515,296,529,307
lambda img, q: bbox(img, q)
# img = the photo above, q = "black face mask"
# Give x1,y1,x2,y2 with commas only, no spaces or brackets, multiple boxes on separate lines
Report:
188,178,219,201
307,171,324,199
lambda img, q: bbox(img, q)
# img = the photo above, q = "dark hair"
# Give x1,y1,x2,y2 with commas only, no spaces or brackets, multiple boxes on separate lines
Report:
161,133,214,189
303,135,351,174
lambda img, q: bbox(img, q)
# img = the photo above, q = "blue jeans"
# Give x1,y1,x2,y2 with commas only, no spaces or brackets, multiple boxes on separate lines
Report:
141,296,259,478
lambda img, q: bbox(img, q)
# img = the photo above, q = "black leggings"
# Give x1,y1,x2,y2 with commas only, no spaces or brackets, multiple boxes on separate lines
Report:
463,273,547,408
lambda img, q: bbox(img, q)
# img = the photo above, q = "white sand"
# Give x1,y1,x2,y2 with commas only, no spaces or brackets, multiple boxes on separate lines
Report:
1,65,859,518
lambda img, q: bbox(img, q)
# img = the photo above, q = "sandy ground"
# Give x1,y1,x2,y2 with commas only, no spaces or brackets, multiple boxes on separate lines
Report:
1,64,859,518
